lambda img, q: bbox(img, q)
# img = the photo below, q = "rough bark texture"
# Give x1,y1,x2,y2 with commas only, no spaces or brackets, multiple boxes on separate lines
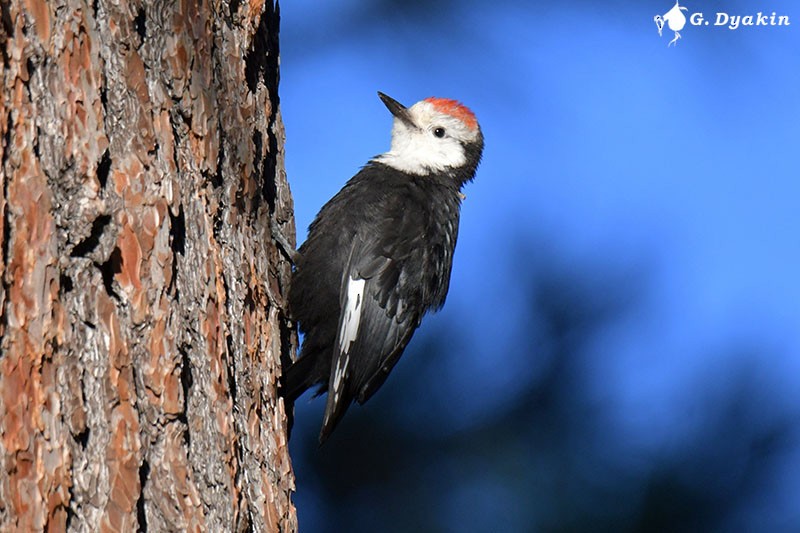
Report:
0,0,297,530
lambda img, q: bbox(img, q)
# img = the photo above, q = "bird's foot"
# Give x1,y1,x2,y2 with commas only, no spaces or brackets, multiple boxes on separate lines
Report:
272,222,300,265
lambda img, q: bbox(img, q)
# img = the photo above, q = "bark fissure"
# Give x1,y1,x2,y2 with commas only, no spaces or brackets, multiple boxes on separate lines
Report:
134,8,146,42
95,246,122,300
70,214,112,258
96,148,111,188
136,459,150,532
1,116,10,335
178,343,192,449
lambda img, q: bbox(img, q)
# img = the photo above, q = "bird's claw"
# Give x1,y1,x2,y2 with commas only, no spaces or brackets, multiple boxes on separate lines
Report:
272,223,300,265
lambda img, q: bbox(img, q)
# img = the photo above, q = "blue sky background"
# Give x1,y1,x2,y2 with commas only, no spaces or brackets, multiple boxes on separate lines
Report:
279,1,799,530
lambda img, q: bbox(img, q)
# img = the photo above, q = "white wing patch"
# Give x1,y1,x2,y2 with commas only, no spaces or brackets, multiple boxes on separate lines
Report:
331,276,366,404
339,276,366,355
330,354,350,407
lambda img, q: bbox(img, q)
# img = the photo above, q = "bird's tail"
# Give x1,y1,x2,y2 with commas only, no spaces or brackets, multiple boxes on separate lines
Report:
279,353,318,439
280,353,317,404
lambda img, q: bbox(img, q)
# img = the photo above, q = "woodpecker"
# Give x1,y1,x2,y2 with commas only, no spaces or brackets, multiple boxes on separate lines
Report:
283,92,483,443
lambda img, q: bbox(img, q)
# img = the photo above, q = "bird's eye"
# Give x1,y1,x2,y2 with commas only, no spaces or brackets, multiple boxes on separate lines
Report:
433,127,446,138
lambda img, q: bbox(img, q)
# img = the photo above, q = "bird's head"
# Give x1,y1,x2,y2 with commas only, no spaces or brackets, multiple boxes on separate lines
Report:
376,92,483,184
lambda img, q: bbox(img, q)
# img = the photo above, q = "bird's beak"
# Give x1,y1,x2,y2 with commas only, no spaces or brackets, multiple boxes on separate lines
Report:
378,92,416,129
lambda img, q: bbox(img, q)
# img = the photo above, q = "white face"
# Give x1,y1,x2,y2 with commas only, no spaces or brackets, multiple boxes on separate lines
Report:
376,101,480,175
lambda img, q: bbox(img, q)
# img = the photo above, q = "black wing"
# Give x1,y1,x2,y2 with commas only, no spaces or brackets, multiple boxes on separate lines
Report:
319,209,426,442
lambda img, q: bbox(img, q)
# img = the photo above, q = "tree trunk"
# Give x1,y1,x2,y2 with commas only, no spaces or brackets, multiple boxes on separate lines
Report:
0,0,297,530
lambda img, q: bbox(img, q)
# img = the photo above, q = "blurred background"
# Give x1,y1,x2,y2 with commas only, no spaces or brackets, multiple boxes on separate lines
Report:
278,0,800,531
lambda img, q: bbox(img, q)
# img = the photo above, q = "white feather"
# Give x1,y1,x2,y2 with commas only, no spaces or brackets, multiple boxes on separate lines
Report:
331,354,350,405
376,100,478,175
338,276,365,356
330,276,365,404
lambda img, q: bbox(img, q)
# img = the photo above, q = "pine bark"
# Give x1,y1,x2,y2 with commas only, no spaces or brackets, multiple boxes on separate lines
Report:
0,0,297,530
